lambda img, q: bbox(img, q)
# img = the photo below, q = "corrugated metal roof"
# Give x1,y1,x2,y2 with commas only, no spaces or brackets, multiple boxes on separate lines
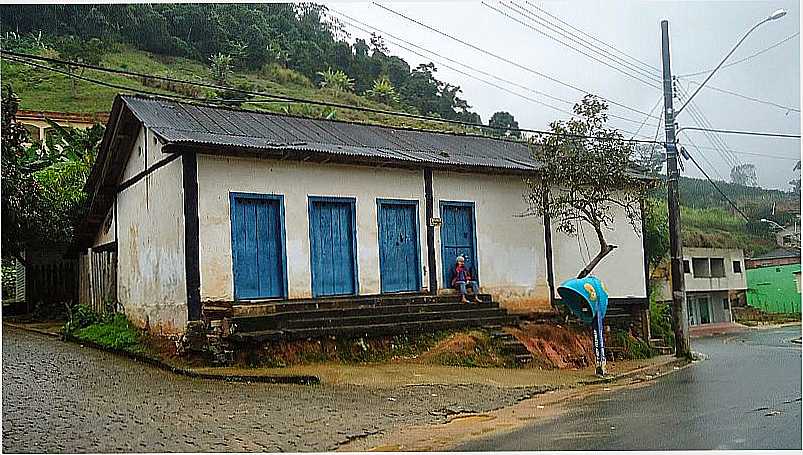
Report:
121,95,541,172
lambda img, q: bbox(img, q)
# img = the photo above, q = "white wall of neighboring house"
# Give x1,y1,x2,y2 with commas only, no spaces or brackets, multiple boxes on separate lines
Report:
683,247,747,292
687,290,732,325
550,200,647,299
114,128,187,333
776,223,801,248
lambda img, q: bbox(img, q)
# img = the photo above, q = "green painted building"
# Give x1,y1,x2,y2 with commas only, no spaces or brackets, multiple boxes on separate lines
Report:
746,263,802,314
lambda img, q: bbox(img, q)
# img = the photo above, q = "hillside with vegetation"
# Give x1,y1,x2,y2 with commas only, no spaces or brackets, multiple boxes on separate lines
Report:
1,3,525,136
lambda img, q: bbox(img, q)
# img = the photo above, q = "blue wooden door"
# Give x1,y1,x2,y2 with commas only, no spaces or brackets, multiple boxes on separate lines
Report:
309,198,357,296
440,203,478,286
231,194,286,300
378,201,420,293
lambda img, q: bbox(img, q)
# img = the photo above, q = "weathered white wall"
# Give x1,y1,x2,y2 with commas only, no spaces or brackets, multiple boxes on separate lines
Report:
197,156,428,301
196,156,648,313
684,247,747,292
92,203,116,247
550,200,647,299
427,171,549,312
116,128,187,334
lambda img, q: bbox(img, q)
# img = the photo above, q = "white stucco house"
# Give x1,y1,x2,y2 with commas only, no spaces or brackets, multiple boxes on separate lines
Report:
72,95,651,338
657,247,747,326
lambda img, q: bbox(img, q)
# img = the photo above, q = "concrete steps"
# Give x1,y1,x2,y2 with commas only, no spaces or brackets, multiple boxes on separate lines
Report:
225,293,518,343
231,315,518,343
488,327,534,365
649,337,674,355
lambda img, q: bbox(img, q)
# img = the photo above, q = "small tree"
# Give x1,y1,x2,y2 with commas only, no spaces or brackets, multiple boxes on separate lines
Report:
366,75,399,105
488,111,521,138
316,68,354,92
209,53,233,85
525,95,654,278
730,163,757,187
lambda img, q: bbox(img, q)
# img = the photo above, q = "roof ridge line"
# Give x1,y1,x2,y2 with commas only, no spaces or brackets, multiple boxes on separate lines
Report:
120,93,532,146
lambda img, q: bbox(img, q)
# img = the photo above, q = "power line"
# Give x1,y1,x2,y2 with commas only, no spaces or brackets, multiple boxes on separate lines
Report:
631,96,662,139
683,143,800,161
2,54,258,105
372,1,661,119
505,0,661,82
680,134,730,183
675,82,740,168
682,147,751,222
2,51,665,144
492,1,662,88
677,32,800,77
523,0,660,75
679,86,741,168
677,126,801,139
680,77,801,113
332,9,658,131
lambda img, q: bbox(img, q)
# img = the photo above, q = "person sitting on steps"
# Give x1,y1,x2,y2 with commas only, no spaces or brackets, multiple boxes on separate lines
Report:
450,255,483,304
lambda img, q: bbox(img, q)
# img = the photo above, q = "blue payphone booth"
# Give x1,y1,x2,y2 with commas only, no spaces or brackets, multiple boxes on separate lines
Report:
557,276,609,376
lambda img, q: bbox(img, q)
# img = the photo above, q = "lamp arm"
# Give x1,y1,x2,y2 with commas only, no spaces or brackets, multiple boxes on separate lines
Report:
676,18,768,116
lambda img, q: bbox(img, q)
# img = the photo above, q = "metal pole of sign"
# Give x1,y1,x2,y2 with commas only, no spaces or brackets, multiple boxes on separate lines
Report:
592,314,607,376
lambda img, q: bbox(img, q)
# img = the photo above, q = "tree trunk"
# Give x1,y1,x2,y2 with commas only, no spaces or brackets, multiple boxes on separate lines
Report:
577,244,617,279
577,223,617,279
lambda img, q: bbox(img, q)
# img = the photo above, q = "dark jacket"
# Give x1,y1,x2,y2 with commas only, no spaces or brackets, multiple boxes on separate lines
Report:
450,264,473,287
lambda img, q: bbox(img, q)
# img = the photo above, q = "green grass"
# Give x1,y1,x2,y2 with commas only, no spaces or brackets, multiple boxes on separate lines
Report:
3,45,472,134
69,313,145,354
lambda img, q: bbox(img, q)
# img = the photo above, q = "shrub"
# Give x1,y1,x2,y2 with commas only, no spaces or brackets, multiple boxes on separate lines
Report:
259,63,312,88
649,288,675,348
63,303,100,334
612,330,656,360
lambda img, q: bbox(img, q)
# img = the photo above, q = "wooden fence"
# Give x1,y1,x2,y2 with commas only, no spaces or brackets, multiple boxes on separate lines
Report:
78,246,118,315
25,260,77,307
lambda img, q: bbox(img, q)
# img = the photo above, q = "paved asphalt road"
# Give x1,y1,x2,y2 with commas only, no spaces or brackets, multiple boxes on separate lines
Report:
457,325,802,451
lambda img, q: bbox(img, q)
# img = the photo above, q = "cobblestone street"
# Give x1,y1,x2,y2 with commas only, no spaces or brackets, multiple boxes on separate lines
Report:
2,327,541,453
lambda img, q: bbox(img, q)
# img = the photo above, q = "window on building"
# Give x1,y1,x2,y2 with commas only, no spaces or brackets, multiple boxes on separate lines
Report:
733,260,742,273
723,298,729,310
710,258,726,278
692,258,709,278
683,260,691,274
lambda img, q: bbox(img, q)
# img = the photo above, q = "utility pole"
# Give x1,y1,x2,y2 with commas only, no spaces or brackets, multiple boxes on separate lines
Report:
660,20,691,358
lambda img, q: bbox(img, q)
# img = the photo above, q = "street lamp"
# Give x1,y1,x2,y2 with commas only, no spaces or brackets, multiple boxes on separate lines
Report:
760,218,785,230
675,9,787,115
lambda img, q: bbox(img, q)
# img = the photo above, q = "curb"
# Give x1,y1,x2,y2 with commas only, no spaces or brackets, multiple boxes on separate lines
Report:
5,322,320,385
578,357,691,385
4,322,688,389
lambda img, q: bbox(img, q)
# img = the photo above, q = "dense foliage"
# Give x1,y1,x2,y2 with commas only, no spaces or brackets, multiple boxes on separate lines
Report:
1,86,103,262
1,3,487,124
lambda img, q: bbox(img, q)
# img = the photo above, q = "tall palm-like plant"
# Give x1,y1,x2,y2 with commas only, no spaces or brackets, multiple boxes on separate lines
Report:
366,76,400,105
316,68,354,92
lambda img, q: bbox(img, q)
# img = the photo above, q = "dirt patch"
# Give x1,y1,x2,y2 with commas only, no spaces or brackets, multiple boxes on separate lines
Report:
417,330,514,368
508,321,594,369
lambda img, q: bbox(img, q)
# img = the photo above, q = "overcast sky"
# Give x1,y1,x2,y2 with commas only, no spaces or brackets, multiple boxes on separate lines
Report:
328,0,801,190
